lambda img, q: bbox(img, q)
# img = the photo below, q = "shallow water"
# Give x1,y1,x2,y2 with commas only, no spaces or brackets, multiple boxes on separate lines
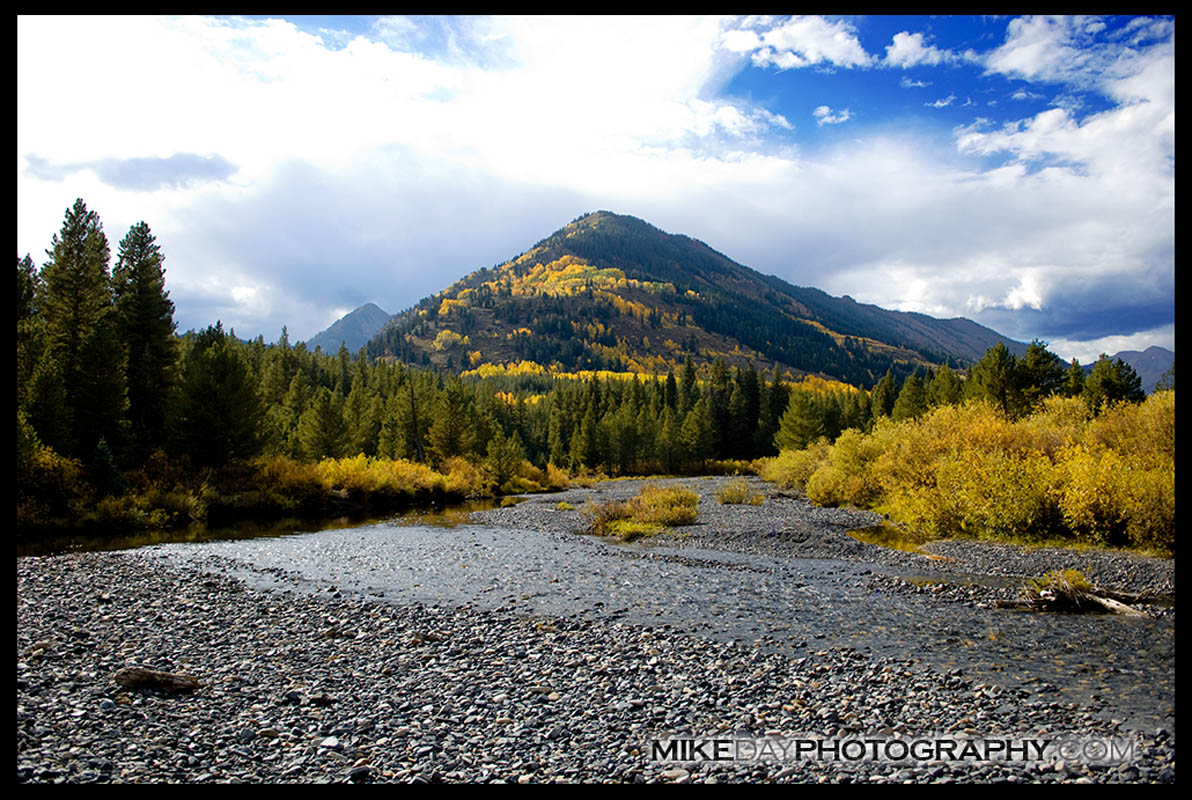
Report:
146,519,1175,733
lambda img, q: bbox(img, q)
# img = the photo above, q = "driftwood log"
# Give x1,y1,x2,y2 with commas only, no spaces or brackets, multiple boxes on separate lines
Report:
996,585,1149,615
113,666,203,694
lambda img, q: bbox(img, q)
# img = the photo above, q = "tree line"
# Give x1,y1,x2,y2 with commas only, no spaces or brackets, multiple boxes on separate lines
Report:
17,199,1158,506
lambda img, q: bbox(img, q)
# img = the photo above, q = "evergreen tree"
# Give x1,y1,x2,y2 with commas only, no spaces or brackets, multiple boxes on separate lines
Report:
40,199,126,455
1083,355,1146,414
169,323,263,466
112,222,176,459
1017,340,1065,412
296,386,348,461
1063,358,1085,397
679,397,714,468
927,364,962,407
1155,360,1175,393
485,429,525,488
775,390,824,450
965,342,1022,417
891,371,927,421
870,370,898,418
343,376,381,456
40,200,112,384
678,356,698,415
426,380,475,464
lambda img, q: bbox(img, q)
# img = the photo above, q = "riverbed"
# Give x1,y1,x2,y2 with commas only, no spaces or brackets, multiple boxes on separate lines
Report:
16,477,1176,783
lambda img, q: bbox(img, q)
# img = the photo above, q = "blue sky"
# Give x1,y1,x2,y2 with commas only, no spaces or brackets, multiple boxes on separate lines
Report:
17,15,1174,363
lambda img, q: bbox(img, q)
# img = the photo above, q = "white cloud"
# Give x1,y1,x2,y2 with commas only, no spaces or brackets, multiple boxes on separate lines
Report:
813,105,852,125
926,94,957,108
884,31,953,68
900,77,931,88
724,15,872,70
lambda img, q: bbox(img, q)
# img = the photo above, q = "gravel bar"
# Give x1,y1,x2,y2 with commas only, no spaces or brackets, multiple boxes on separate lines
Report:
17,477,1175,784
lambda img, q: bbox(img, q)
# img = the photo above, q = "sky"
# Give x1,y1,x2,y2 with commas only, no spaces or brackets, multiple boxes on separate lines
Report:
17,15,1174,363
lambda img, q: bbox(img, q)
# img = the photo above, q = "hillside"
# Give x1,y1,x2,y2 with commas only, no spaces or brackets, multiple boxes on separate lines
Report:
307,302,391,353
367,212,1025,387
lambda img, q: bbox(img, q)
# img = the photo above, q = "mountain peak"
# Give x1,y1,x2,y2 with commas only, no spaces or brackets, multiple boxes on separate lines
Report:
307,302,392,353
367,213,1023,386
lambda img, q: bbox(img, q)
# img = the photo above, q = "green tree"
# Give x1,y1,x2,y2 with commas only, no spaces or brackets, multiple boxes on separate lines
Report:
926,364,962,407
870,370,898,418
1155,360,1175,392
112,222,177,459
965,342,1022,417
1083,355,1146,414
485,429,525,489
169,323,263,466
891,371,927,421
426,379,475,464
40,199,127,455
296,386,348,461
1063,358,1085,397
679,397,714,468
775,390,824,450
1016,340,1065,411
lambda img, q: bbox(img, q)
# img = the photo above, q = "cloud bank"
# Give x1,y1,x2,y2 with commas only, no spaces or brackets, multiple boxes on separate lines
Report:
17,15,1173,362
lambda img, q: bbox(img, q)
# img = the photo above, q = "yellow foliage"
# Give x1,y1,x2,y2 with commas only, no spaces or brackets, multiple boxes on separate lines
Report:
431,329,469,351
758,440,831,490
771,392,1175,552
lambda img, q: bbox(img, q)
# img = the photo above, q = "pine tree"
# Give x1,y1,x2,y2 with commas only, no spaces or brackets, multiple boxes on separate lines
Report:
41,200,112,383
1017,340,1065,412
169,323,263,466
965,342,1022,417
1063,358,1085,397
40,199,126,456
1083,355,1146,414
927,364,962,407
870,370,898,418
891,372,927,421
485,429,525,489
112,222,176,459
427,380,475,464
775,390,824,450
296,386,348,461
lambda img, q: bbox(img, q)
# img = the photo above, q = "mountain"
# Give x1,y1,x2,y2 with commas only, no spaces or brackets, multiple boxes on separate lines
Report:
307,302,391,353
1088,345,1174,394
367,211,1026,387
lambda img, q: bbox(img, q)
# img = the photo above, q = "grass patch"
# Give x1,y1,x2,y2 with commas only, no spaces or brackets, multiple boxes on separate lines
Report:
715,478,765,506
581,482,700,541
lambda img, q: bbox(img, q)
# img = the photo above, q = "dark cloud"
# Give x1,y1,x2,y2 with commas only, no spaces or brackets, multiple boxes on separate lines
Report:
973,286,1173,344
24,153,237,191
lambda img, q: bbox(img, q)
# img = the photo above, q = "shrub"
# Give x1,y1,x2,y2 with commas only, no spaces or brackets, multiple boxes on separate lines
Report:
629,483,700,526
580,482,699,539
758,439,830,490
715,478,765,505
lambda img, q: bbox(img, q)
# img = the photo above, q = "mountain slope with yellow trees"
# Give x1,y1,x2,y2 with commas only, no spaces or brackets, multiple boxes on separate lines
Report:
367,211,1025,387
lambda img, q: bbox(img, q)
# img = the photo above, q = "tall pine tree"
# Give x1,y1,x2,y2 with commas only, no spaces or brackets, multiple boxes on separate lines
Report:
40,199,127,457
113,222,177,459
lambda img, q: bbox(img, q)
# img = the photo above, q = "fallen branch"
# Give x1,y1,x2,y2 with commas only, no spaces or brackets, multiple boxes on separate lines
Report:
113,666,202,694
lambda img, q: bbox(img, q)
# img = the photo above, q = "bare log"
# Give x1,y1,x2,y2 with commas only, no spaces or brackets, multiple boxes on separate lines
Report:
113,666,202,694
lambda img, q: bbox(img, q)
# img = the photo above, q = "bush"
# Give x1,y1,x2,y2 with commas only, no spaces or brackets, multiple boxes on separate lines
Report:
758,439,830,490
766,393,1174,553
715,478,764,505
580,482,700,540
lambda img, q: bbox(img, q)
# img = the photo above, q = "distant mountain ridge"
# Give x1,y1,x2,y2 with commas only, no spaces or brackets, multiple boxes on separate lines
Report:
307,302,391,353
366,211,1028,387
